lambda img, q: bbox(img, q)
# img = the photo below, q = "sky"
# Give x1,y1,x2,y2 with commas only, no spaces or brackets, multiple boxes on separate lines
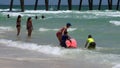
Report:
0,0,118,5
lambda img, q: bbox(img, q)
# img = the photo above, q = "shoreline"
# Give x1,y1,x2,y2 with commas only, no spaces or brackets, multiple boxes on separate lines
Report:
0,45,113,68
0,57,113,68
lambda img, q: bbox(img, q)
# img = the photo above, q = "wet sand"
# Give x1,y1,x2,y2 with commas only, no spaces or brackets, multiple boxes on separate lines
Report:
0,45,112,68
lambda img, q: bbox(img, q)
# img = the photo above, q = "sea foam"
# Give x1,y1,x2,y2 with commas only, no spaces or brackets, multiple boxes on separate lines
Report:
0,39,63,56
0,26,14,33
112,64,120,68
39,28,77,32
0,38,120,66
110,21,120,26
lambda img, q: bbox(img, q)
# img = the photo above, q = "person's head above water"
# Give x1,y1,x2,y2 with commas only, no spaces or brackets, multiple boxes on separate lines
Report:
88,35,92,38
66,23,72,28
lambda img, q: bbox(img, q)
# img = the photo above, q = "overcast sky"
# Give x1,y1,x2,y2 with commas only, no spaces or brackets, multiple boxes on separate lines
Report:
0,0,118,5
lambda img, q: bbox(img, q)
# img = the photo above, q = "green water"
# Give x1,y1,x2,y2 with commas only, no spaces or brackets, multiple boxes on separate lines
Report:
0,5,120,67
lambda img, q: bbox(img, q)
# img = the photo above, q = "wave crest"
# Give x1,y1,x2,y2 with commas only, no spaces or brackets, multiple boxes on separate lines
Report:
39,28,77,32
110,21,120,26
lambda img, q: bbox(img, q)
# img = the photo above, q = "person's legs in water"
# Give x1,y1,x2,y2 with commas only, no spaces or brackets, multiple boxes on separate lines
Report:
56,32,62,45
88,42,96,49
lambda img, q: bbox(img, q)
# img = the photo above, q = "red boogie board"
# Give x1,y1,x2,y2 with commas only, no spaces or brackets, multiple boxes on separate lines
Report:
65,38,77,48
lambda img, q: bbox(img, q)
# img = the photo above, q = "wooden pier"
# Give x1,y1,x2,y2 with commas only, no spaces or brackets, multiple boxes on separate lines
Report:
7,0,120,12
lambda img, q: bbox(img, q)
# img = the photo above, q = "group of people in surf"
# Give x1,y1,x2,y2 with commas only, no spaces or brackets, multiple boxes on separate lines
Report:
56,23,96,49
16,15,45,38
16,15,33,38
15,15,96,49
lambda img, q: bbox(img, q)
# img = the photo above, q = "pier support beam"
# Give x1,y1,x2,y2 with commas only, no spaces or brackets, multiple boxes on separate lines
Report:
20,0,24,12
57,0,61,10
45,0,49,11
88,0,93,10
10,0,14,11
116,0,120,10
79,0,82,10
34,0,38,10
98,0,102,10
68,0,72,10
108,0,112,10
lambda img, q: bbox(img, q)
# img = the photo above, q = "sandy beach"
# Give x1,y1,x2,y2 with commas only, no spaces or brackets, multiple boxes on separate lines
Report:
0,45,112,68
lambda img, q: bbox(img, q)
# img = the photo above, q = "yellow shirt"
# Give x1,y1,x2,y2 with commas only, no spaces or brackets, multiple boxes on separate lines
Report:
87,38,94,43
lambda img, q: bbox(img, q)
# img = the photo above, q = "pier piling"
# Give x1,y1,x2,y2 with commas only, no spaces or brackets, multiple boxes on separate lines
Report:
108,0,112,10
98,0,102,10
88,0,93,10
45,0,49,11
68,0,72,10
79,0,83,10
116,0,120,10
10,0,14,11
20,0,24,12
57,0,61,10
34,0,38,10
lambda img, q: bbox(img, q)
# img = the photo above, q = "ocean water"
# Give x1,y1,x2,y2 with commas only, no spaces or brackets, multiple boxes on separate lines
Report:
0,5,120,68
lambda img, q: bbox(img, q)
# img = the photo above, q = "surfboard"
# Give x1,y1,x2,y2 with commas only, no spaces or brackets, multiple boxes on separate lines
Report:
65,38,77,48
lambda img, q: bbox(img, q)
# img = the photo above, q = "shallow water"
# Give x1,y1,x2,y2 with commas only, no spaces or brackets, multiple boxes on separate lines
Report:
0,6,120,68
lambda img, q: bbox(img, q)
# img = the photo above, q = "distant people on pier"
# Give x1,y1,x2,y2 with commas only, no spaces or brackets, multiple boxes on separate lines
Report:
26,17,33,38
16,15,21,36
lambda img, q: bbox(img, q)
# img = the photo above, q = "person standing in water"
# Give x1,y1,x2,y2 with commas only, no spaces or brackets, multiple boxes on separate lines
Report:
16,15,21,36
26,17,33,37
85,35,96,49
56,23,71,46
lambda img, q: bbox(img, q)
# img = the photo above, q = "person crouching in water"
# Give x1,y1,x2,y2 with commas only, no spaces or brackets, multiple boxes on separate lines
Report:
85,35,96,49
61,32,71,48
56,23,71,46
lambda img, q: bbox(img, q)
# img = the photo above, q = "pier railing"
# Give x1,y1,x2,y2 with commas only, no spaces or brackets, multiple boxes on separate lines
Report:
4,0,120,12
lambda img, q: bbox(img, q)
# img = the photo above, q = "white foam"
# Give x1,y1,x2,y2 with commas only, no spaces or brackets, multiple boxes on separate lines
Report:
24,10,72,14
67,28,77,31
0,39,62,56
0,26,14,33
39,28,58,31
109,21,120,26
1,9,120,19
112,64,120,68
0,39,82,57
39,28,77,32
2,12,23,17
0,39,120,66
0,9,20,12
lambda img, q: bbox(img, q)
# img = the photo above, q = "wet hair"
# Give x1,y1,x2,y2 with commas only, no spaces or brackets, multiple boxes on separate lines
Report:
17,15,21,22
18,15,21,18
88,35,92,38
27,17,31,22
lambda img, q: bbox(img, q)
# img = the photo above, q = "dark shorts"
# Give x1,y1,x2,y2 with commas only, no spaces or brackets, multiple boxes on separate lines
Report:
27,27,32,30
16,25,21,28
61,41,67,48
88,42,96,49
